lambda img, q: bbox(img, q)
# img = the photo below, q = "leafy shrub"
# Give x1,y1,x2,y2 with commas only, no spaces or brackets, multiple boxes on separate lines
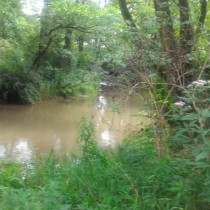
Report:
170,81,210,157
38,81,57,99
39,65,99,99
169,81,210,206
0,69,41,104
0,162,24,189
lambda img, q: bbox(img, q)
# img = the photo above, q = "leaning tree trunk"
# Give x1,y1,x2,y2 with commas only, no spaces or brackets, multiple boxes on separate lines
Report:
118,0,136,28
32,0,51,69
118,0,140,46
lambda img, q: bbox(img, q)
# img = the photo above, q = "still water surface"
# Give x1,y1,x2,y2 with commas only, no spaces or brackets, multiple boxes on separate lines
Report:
0,91,150,162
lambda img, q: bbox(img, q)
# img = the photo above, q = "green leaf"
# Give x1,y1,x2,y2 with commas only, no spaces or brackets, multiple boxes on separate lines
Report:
196,151,209,161
199,108,210,118
181,113,198,121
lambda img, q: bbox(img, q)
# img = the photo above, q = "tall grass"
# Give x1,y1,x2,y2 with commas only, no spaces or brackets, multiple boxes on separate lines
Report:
0,119,209,209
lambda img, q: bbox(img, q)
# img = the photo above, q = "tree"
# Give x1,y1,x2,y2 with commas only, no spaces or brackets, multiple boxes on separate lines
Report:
31,0,98,69
117,0,208,93
154,0,208,90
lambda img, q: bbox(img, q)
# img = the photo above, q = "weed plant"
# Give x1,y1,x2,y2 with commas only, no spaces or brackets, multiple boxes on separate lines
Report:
0,117,210,209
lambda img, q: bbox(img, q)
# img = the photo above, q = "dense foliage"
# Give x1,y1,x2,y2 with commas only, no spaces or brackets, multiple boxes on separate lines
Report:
0,0,210,209
0,0,209,103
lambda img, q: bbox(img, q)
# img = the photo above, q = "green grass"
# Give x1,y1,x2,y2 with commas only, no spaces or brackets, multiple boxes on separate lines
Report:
0,121,209,210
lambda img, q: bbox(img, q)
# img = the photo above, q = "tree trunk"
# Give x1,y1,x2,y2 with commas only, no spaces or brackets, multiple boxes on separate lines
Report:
153,0,177,86
64,29,72,50
118,0,142,49
196,0,207,34
153,0,208,88
178,0,194,86
63,28,73,69
32,0,51,68
118,0,136,28
78,35,84,52
32,38,52,68
179,0,193,56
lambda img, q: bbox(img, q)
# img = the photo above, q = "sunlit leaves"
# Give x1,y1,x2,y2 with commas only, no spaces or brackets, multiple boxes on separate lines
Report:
50,0,100,27
0,0,23,39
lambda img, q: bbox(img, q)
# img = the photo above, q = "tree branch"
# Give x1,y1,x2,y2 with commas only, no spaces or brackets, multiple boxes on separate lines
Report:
48,24,92,36
31,24,92,68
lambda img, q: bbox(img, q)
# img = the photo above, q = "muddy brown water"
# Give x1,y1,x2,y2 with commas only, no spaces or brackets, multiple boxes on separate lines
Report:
0,91,150,162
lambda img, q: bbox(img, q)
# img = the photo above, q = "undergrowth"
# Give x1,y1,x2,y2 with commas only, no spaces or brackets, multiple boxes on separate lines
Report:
0,118,209,210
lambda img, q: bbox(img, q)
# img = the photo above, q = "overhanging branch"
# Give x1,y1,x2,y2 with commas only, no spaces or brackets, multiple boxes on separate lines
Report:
48,24,92,36
32,24,92,69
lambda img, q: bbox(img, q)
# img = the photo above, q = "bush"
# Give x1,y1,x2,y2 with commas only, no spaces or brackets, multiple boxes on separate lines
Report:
170,80,210,158
0,69,41,104
169,81,210,207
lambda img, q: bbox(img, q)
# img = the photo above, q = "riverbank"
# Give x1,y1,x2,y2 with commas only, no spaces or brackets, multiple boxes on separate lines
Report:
0,119,209,210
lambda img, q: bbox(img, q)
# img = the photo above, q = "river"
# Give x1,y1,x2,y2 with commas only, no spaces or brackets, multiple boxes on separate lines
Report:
0,90,150,162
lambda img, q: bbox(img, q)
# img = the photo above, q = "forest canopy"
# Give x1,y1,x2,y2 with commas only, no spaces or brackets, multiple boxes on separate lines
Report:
0,0,209,103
